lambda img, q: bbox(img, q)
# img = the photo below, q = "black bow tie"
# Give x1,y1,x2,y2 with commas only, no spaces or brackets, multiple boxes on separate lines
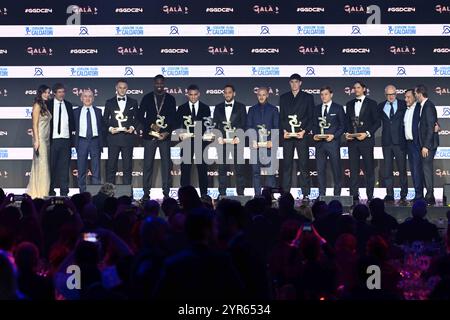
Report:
118,97,126,101
225,103,232,107
356,99,362,103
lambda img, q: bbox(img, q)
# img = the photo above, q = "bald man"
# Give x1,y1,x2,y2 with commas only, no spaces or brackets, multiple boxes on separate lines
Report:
378,84,407,203
74,90,105,193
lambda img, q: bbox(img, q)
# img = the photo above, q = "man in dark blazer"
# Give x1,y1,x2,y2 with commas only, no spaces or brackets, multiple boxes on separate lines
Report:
379,84,408,203
177,84,211,197
48,83,75,196
345,81,380,202
212,84,247,197
247,87,279,196
415,84,439,205
312,86,345,196
74,89,104,193
279,73,314,199
103,79,138,186
137,74,177,200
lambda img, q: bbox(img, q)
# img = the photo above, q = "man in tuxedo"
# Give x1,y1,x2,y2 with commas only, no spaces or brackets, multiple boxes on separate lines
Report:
177,84,211,196
74,89,104,193
48,83,75,196
103,79,138,186
345,81,380,202
279,74,314,199
138,74,177,200
415,84,439,205
404,89,424,202
212,84,247,197
247,87,279,196
379,85,408,203
312,86,345,196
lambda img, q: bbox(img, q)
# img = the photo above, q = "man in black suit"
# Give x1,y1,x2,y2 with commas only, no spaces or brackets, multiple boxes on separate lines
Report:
103,79,138,186
279,73,315,199
74,89,104,193
379,84,407,203
415,84,439,205
212,84,247,197
345,81,380,202
177,84,211,196
48,83,75,196
138,74,177,200
312,86,345,196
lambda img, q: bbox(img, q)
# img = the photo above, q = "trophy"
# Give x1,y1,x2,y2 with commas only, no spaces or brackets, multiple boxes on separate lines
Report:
315,116,331,140
257,124,270,148
149,115,168,138
223,121,236,144
286,115,302,137
202,116,216,141
182,115,195,138
114,110,128,131
347,116,363,138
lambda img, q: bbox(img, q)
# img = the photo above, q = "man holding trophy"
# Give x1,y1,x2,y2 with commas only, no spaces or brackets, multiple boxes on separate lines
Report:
312,86,346,196
103,79,138,186
213,84,247,197
177,84,211,197
247,87,279,196
345,81,380,202
137,74,177,200
279,74,315,199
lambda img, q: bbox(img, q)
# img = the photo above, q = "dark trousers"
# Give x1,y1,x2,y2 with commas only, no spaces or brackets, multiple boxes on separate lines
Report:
316,141,341,196
349,143,375,199
406,140,424,199
252,149,275,196
106,145,133,185
382,144,408,199
143,139,172,197
77,137,101,193
50,138,71,196
282,138,310,196
180,140,208,196
422,147,436,200
218,144,245,195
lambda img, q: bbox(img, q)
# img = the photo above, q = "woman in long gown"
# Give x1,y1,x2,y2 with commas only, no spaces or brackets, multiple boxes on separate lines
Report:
26,85,52,198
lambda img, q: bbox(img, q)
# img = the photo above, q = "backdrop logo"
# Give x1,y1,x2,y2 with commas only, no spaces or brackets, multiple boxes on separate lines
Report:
251,48,279,54
299,46,325,55
433,66,450,75
118,46,143,55
306,67,316,75
435,87,450,95
116,26,143,35
253,87,279,95
344,5,367,13
342,66,371,76
0,89,7,96
435,148,450,159
206,89,224,94
169,26,180,35
251,67,280,76
215,67,225,76
208,46,233,55
34,68,44,76
73,6,98,14
253,5,279,14
443,26,450,34
162,5,188,14
303,89,320,94
309,148,315,158
433,48,450,53
165,87,185,95
161,48,188,54
205,7,234,13
115,7,144,13
161,67,189,76
297,26,325,35
0,68,8,77
126,89,143,95
388,26,416,35
70,67,99,77
342,48,370,54
387,7,416,12
441,107,450,117
396,67,407,76
24,8,53,14
79,26,89,35
124,67,134,76
260,26,270,34
25,107,32,116
435,5,450,13
70,48,98,54
351,26,361,34
206,26,234,35
0,149,8,159
297,7,325,13
0,8,7,15
72,88,99,97
27,46,53,56
25,26,53,36
390,45,416,55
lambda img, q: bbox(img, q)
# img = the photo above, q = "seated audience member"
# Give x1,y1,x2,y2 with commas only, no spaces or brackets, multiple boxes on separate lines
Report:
369,198,399,237
352,204,376,255
143,200,160,218
178,185,203,213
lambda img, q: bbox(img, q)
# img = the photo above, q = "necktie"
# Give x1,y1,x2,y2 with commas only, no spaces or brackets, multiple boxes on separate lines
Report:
57,102,62,134
323,104,328,117
118,97,125,101
191,104,196,118
86,108,93,139
389,102,394,119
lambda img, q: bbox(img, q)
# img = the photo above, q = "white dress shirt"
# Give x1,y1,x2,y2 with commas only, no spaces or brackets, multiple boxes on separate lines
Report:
117,95,127,113
52,99,70,139
322,100,332,117
404,103,416,140
79,106,98,138
225,100,234,122
354,95,365,117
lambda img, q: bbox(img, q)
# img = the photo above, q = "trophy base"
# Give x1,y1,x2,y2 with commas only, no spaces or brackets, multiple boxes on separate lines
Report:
202,134,215,142
347,133,362,138
181,133,195,139
258,142,270,148
286,132,298,137
115,127,127,132
315,134,329,140
223,138,235,144
149,131,162,138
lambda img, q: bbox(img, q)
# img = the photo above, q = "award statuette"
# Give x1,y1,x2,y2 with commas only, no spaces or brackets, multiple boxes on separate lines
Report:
223,121,236,144
149,115,168,138
182,115,195,138
114,110,128,131
286,115,302,137
202,116,216,141
347,116,363,138
315,116,331,140
257,124,270,148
